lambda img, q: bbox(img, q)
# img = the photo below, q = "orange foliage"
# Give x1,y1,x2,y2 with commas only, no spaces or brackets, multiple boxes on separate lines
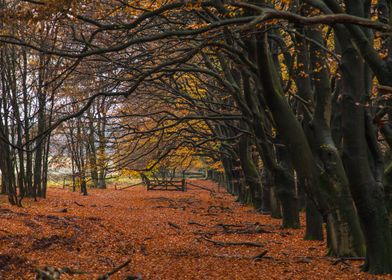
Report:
0,181,390,279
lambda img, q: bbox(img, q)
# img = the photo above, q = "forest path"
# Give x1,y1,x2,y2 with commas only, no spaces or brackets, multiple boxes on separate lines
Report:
0,180,388,279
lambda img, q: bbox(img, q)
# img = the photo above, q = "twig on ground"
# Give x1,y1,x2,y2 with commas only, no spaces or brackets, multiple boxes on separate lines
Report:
157,249,272,261
74,202,84,207
145,197,174,203
200,236,264,247
188,221,206,227
168,222,181,230
97,259,132,280
215,223,243,228
252,250,269,260
140,244,148,256
331,257,364,266
216,223,272,234
207,205,232,213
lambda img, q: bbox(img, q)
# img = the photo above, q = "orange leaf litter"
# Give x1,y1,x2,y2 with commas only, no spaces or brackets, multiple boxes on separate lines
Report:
0,180,390,279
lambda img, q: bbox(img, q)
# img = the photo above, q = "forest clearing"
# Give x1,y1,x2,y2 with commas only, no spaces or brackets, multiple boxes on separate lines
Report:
0,180,388,280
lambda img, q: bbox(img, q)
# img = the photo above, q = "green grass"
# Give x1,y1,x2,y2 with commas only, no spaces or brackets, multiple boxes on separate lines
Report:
47,176,142,189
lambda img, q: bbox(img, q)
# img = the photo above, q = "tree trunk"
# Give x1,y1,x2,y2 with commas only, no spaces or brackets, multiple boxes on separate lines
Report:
304,197,323,241
238,133,263,209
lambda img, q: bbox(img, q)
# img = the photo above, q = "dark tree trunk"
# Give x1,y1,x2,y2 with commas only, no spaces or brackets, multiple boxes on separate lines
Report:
275,142,300,228
238,133,263,209
304,197,324,241
340,46,392,272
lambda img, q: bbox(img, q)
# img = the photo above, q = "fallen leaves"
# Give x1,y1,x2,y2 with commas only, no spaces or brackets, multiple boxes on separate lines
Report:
0,180,390,279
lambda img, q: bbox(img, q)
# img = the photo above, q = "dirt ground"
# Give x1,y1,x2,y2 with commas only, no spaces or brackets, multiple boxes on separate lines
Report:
0,180,390,280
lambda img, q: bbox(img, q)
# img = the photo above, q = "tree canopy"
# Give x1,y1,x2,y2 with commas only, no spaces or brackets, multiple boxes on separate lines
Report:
1,0,392,276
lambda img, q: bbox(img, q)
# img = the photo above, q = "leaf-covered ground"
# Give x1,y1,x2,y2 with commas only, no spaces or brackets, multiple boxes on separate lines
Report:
0,180,390,279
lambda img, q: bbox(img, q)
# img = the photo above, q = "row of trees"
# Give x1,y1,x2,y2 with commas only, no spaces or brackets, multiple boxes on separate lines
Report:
1,0,392,274
0,1,115,201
